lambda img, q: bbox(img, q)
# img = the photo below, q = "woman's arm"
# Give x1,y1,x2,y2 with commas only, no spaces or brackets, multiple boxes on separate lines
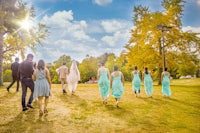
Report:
97,69,100,80
46,68,51,88
107,69,111,81
32,70,36,81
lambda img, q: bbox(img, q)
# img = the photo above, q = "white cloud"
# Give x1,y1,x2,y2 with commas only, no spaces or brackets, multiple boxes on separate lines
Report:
182,26,200,37
182,26,200,33
93,0,113,6
101,20,132,33
101,30,131,47
42,10,73,28
182,26,200,38
34,10,132,62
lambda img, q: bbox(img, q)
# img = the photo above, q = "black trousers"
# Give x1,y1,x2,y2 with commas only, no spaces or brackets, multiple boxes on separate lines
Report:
7,76,19,91
21,78,34,108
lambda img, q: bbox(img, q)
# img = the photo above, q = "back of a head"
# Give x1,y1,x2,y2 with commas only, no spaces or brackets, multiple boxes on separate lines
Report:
114,66,118,71
63,62,66,65
15,57,19,62
27,54,34,59
134,66,138,70
37,59,45,70
145,67,148,74
164,67,168,71
101,62,105,66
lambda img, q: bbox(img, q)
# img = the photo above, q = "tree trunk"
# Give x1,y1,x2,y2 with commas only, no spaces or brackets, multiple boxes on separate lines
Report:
0,32,3,86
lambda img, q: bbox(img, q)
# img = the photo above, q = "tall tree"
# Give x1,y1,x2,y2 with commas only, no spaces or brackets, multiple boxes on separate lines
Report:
79,55,98,83
0,0,48,85
126,0,200,84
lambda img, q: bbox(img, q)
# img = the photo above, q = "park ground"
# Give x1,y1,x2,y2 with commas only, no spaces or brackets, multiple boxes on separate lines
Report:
0,78,200,133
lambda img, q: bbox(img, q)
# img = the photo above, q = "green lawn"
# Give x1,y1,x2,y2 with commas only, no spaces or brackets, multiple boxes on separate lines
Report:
0,78,199,133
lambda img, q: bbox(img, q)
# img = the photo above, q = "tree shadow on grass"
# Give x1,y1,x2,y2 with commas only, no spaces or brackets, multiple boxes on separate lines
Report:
166,97,199,109
139,96,199,110
136,96,164,106
104,104,134,119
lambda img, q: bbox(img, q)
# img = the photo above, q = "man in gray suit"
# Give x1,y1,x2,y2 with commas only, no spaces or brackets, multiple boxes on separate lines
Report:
57,62,68,94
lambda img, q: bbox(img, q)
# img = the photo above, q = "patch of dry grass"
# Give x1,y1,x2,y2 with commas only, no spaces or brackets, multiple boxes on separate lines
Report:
0,78,200,132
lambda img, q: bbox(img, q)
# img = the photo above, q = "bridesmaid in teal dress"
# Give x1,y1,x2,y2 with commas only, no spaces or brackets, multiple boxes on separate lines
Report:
111,66,124,108
97,63,111,104
132,66,141,97
143,67,153,97
161,67,171,97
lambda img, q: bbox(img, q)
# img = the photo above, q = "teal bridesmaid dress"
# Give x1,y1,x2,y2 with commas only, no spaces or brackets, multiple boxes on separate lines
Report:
132,72,141,92
111,72,124,98
98,70,110,99
162,73,171,96
144,73,153,96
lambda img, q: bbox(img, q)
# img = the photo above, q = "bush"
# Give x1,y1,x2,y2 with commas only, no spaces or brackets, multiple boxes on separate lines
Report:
3,69,12,82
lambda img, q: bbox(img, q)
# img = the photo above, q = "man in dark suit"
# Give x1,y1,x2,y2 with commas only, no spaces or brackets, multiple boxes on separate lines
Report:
19,54,34,111
7,57,20,92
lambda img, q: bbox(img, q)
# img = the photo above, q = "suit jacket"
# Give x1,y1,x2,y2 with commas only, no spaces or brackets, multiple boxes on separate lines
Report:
57,65,68,79
19,59,34,79
11,62,20,79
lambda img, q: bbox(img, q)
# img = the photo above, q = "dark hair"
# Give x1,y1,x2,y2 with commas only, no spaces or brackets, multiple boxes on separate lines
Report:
101,62,105,66
33,62,36,69
145,67,149,74
134,66,138,70
114,66,118,71
27,54,34,59
15,57,19,62
37,60,45,70
63,62,66,65
164,67,168,71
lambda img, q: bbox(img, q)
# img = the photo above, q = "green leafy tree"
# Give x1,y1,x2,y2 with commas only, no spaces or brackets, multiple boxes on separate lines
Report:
105,53,116,72
3,69,12,82
126,0,200,84
79,55,98,83
0,0,48,86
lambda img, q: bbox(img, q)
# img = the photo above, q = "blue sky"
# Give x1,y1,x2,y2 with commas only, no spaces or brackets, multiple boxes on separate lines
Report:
23,0,200,63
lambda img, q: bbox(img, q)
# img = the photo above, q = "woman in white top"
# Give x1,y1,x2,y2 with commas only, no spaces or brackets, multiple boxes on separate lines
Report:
67,60,80,95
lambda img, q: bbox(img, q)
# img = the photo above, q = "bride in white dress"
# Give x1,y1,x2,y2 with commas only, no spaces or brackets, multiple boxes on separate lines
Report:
67,60,80,95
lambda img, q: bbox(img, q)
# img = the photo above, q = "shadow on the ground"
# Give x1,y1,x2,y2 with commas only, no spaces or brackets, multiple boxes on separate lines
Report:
0,109,54,132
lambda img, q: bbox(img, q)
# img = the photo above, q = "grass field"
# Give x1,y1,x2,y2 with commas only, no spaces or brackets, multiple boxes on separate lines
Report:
0,78,200,133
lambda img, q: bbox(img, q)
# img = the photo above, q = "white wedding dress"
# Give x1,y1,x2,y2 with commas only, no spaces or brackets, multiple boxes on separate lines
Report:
67,61,80,93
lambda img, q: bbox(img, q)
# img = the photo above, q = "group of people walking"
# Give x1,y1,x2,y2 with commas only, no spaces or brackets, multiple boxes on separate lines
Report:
7,54,80,116
6,54,171,114
97,63,171,108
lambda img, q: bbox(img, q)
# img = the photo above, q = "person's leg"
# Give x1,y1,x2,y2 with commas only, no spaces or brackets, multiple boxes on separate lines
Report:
21,79,28,111
116,98,120,108
38,96,43,116
16,78,20,92
7,78,16,92
27,80,34,108
44,96,49,113
61,79,66,93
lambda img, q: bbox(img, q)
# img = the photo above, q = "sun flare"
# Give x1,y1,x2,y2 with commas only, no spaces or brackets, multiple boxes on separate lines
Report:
20,18,32,31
